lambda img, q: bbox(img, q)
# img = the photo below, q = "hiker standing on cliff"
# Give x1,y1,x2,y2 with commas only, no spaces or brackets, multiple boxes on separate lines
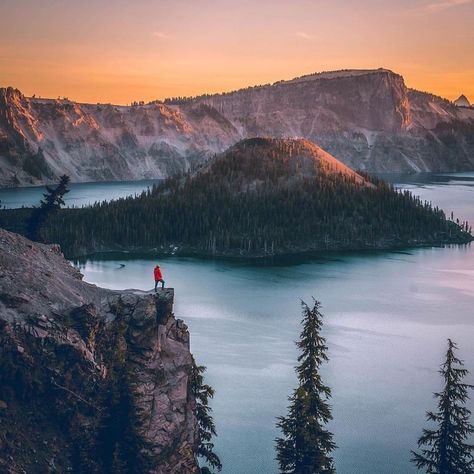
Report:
154,264,165,291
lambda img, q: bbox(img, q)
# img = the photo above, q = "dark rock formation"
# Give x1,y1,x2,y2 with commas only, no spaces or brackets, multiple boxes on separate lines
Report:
0,228,198,473
1,69,474,187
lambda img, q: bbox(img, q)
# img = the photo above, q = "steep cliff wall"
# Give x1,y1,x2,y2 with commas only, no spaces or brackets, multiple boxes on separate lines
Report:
0,87,238,187
0,229,198,473
1,69,474,187
191,70,474,174
195,69,411,133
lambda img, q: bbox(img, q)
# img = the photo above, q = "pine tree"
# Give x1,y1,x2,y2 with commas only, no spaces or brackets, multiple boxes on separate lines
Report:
27,174,70,241
40,174,71,209
276,299,336,474
190,357,222,473
411,339,474,474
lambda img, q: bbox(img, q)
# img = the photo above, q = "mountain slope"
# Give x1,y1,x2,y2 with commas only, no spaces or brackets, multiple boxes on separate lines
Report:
1,138,470,257
196,137,369,186
1,69,474,187
0,87,238,187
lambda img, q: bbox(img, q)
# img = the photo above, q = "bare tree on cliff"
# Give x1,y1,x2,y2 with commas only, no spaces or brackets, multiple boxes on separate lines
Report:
27,174,70,241
411,339,474,474
276,299,336,474
190,357,222,473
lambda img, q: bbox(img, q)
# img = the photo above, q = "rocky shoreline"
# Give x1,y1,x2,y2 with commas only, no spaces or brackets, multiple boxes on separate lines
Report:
68,233,473,262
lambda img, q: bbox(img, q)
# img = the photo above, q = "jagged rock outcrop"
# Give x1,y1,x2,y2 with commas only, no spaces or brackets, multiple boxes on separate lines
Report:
0,228,199,473
454,94,471,107
1,68,474,187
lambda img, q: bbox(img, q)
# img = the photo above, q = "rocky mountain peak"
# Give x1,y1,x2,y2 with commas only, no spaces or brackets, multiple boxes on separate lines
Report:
454,94,471,107
280,67,398,84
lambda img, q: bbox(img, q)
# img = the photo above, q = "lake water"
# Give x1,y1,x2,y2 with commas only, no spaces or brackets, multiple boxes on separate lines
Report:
0,179,162,208
6,173,474,473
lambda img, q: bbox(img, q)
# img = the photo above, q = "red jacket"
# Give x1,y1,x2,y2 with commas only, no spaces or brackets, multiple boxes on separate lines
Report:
154,266,163,281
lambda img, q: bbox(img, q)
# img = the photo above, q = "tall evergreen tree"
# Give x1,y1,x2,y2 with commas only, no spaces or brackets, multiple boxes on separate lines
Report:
27,174,70,241
190,357,222,473
411,339,474,474
276,299,336,474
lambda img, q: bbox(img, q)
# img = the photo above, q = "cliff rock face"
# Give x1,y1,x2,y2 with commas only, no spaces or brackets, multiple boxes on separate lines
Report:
0,87,238,188
191,70,474,174
0,229,198,473
1,69,474,187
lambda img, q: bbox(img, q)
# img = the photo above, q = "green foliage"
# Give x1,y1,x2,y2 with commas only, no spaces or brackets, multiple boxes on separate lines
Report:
276,299,336,474
411,339,474,474
40,174,71,209
26,142,474,256
191,356,222,472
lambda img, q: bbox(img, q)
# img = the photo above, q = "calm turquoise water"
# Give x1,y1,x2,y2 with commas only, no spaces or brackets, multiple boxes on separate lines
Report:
0,179,162,209
7,174,473,473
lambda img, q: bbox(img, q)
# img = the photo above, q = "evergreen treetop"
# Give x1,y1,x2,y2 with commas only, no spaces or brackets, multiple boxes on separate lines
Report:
27,174,70,241
191,357,222,473
276,299,336,474
411,339,474,474
40,174,71,210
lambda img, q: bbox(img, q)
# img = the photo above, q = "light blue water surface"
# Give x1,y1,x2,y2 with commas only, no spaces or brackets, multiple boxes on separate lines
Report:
0,179,162,208
8,173,474,473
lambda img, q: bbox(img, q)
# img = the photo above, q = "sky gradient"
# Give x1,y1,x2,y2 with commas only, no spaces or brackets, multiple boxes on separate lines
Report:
1,0,473,104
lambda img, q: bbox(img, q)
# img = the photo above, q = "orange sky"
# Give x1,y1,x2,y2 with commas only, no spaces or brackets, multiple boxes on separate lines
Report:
1,0,473,104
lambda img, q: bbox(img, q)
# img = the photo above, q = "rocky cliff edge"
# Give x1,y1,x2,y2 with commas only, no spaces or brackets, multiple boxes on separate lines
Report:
0,228,198,473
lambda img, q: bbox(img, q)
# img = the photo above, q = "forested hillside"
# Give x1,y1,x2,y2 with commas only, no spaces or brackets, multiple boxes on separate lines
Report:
0,138,471,258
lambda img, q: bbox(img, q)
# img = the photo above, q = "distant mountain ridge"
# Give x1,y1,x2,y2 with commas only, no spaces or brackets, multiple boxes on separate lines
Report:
1,68,474,187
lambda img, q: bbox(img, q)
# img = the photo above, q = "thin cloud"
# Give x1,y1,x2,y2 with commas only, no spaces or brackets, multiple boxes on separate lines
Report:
296,31,314,40
413,0,472,13
152,32,170,39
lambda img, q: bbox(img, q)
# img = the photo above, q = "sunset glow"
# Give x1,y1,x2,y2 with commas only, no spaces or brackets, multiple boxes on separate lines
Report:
1,0,474,104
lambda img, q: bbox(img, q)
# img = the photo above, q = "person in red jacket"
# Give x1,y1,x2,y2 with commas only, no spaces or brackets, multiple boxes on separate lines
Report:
154,264,165,291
